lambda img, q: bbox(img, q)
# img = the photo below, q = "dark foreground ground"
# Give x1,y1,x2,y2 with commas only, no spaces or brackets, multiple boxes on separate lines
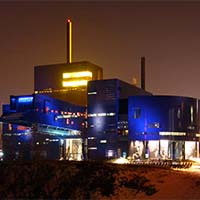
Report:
0,160,199,199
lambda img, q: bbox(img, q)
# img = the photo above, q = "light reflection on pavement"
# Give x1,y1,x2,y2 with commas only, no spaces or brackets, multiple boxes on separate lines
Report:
174,158,200,173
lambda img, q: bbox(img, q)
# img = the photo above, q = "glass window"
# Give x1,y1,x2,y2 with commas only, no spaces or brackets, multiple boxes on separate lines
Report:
177,108,181,119
148,122,160,128
134,108,141,119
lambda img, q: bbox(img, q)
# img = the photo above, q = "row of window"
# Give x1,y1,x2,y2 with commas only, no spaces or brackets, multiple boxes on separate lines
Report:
35,108,86,118
35,87,86,94
133,106,195,121
88,112,115,117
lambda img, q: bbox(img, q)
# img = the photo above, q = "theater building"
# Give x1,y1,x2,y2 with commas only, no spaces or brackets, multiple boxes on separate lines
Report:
3,19,200,161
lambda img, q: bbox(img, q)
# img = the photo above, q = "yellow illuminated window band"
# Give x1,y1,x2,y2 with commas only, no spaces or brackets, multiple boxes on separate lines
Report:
62,71,92,87
63,71,92,79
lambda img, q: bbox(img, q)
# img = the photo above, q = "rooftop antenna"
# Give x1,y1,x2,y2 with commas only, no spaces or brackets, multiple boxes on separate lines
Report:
66,18,72,63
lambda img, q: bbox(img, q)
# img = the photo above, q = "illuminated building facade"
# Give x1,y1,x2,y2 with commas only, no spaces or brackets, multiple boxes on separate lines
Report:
34,61,103,106
4,18,200,162
87,79,151,160
128,95,200,160
2,77,200,161
2,51,200,161
2,94,86,160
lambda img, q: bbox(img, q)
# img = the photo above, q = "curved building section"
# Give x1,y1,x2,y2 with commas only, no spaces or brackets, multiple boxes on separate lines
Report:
1,94,86,161
128,95,200,160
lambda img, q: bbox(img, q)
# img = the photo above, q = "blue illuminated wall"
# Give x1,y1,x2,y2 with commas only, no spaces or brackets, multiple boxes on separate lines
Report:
87,79,118,159
32,94,86,133
3,94,86,134
2,94,86,160
2,122,61,160
2,123,33,160
128,95,199,141
87,79,151,160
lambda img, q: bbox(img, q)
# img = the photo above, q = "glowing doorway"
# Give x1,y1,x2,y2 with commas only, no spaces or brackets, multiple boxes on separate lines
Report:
64,139,83,161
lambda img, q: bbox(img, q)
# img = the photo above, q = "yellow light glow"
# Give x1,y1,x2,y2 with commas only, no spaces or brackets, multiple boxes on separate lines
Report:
87,112,116,117
110,157,130,164
62,80,88,87
69,21,72,63
159,131,186,136
63,71,92,79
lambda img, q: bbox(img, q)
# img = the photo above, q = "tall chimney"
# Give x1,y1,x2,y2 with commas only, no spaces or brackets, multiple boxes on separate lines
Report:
141,56,145,90
66,19,72,63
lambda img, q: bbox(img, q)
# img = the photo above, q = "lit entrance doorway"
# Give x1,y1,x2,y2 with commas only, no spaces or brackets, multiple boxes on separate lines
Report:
60,138,83,161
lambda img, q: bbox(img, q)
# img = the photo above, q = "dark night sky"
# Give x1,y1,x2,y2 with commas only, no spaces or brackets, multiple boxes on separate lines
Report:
1,1,200,105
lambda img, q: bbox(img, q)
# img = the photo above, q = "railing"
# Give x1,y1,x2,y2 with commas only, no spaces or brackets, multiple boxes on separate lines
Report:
128,159,193,169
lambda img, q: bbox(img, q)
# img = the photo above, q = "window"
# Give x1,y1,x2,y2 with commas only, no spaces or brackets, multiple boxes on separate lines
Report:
177,108,181,119
190,106,194,123
148,122,160,128
118,129,128,136
134,108,141,119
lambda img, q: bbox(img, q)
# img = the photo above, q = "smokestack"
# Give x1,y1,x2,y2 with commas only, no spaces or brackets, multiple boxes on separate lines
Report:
66,19,72,63
141,56,145,90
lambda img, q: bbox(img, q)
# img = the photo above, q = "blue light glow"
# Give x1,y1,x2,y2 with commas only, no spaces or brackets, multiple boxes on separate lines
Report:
18,96,33,103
